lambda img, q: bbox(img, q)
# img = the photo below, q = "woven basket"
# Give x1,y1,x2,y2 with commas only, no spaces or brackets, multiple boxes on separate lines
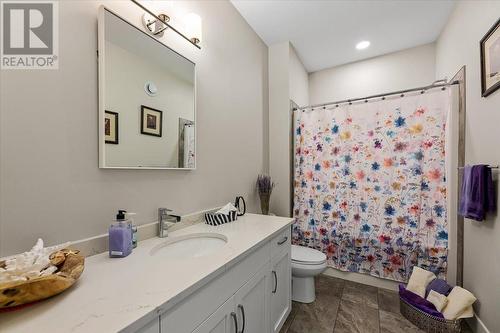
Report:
399,296,463,333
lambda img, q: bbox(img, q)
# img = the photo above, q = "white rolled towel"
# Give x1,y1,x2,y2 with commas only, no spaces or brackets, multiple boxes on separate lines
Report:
426,290,448,312
458,305,474,319
406,266,436,298
216,203,238,215
442,287,476,320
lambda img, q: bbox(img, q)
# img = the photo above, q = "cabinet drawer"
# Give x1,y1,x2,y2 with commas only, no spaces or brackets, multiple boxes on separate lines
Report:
270,227,291,258
160,242,270,333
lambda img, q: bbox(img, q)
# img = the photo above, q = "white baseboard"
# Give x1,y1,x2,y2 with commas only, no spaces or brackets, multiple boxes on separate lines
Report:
466,313,490,333
322,267,400,291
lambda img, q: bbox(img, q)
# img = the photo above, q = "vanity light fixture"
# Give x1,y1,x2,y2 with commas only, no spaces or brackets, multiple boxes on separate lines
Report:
356,40,370,50
132,0,202,49
142,12,170,38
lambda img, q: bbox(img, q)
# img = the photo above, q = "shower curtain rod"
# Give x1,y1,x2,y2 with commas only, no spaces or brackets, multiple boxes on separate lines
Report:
297,79,460,110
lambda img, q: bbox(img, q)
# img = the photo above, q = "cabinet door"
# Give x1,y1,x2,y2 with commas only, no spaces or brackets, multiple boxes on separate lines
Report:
270,248,291,333
192,297,237,333
233,263,270,333
136,317,160,333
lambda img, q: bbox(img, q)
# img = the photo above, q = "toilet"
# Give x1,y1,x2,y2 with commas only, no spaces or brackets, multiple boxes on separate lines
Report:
291,245,327,303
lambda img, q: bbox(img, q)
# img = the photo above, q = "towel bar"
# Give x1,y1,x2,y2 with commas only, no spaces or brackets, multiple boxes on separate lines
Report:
457,165,498,169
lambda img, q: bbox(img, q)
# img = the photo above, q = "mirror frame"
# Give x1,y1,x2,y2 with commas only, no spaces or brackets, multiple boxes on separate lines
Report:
97,6,197,170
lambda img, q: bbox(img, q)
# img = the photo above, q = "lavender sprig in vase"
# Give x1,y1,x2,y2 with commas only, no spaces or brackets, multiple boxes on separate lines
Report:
256,175,274,215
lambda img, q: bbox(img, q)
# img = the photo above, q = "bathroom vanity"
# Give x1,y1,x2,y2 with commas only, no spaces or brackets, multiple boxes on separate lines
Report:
0,214,292,333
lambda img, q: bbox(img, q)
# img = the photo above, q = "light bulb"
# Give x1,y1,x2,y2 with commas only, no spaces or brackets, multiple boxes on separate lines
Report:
356,41,370,50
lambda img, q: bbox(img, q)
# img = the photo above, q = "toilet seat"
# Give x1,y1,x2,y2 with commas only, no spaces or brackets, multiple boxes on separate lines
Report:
291,245,327,265
292,260,326,266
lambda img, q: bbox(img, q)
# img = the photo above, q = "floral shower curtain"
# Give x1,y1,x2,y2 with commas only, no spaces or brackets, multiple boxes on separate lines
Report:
292,89,450,282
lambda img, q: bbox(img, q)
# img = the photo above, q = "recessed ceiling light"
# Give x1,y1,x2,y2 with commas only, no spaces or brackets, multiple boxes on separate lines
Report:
356,41,370,50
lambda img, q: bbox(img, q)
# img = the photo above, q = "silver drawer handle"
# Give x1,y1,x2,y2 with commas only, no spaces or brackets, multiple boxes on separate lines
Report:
277,236,288,245
237,304,245,333
272,270,278,293
231,312,238,333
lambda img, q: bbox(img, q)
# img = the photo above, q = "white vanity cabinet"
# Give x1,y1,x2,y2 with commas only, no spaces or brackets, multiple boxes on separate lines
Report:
156,227,291,333
270,245,292,333
193,264,270,333
233,263,271,333
192,297,236,333
136,319,161,333
0,215,293,333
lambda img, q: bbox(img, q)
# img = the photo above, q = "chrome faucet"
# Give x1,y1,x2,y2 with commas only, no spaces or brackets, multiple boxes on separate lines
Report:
158,208,181,238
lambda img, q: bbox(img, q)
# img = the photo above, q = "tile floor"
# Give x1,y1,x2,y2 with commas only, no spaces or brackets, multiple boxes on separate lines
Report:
280,274,470,333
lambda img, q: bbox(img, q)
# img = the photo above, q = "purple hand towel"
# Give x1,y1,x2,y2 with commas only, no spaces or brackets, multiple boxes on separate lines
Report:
399,284,444,318
425,279,453,297
458,165,496,221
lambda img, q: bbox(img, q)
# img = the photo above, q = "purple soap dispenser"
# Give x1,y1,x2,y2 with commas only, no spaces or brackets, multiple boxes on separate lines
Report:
109,210,132,258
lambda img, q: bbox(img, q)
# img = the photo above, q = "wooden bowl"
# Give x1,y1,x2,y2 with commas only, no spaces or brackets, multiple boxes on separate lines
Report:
0,251,84,308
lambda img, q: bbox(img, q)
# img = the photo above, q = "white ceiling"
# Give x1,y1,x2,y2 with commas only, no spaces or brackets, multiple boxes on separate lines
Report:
231,0,456,72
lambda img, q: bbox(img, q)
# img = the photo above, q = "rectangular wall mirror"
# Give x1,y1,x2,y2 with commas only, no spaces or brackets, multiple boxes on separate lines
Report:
98,7,196,169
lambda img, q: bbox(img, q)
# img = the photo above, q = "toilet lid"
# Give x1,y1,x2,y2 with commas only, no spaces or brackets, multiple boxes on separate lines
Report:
291,245,327,264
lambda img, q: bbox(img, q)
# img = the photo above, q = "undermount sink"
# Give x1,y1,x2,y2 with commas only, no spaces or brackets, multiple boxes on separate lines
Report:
150,233,228,259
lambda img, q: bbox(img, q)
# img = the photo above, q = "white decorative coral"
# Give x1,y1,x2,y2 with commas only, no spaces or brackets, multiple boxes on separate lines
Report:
0,239,70,283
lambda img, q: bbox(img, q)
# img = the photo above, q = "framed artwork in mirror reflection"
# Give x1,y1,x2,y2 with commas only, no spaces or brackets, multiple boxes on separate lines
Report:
141,105,163,137
105,110,118,144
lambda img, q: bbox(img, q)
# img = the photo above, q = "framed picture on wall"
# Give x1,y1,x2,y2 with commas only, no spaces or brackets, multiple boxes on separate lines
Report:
104,110,119,144
141,105,163,137
480,18,500,97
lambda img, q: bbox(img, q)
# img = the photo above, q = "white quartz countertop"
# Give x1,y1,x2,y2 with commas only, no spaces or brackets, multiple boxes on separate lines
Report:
0,214,293,333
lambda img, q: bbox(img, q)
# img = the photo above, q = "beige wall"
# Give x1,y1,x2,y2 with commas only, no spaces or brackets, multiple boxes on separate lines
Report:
268,42,309,217
436,2,500,332
289,45,309,107
268,42,291,217
309,43,436,105
0,0,269,256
